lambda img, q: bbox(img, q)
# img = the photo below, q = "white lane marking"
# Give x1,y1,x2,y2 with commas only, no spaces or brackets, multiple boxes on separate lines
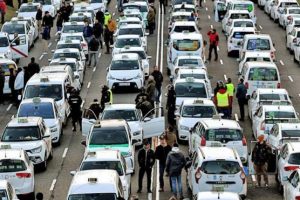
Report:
159,5,164,117
115,5,117,8
220,59,223,65
217,46,220,51
210,25,214,29
204,0,206,3
113,12,115,16
224,74,227,81
251,175,256,182
87,82,91,89
48,42,52,48
93,67,96,72
155,5,161,66
62,148,68,158
205,7,208,11
288,75,294,82
6,104,12,111
98,52,102,58
39,54,44,60
235,113,239,121
259,25,263,30
49,179,57,191
280,60,285,66
81,100,85,109
208,15,211,19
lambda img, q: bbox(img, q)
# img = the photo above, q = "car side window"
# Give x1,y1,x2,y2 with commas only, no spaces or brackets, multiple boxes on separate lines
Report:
192,152,198,169
257,107,263,118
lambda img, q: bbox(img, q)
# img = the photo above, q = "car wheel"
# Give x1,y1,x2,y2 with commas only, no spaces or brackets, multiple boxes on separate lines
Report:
49,149,53,160
27,192,35,200
40,157,47,171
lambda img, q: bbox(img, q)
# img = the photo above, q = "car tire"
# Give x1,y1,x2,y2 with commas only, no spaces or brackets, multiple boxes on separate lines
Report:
49,148,53,160
27,192,35,200
40,158,47,171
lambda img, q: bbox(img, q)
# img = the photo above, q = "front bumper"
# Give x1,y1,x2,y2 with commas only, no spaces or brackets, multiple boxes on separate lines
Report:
108,78,143,90
178,129,189,141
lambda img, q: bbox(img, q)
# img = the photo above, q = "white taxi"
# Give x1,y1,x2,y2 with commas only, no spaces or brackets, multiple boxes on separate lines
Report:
0,148,34,199
112,35,143,55
187,147,247,198
270,0,298,22
286,16,300,35
222,10,252,33
67,170,126,200
189,117,247,163
225,19,255,35
106,53,144,91
117,17,145,29
283,169,300,200
17,3,40,18
51,48,86,67
123,1,149,26
60,22,85,37
0,180,18,200
69,12,94,25
248,88,291,119
0,117,52,171
287,27,300,52
59,33,88,56
176,99,217,142
17,98,63,145
11,17,39,41
89,0,107,11
168,11,194,30
252,105,298,139
73,150,131,200
123,9,143,24
172,55,206,76
237,51,272,73
291,37,300,62
279,7,300,28
55,39,87,58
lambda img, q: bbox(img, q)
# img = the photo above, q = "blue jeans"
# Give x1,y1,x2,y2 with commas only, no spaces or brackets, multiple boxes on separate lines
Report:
159,163,165,188
170,175,183,197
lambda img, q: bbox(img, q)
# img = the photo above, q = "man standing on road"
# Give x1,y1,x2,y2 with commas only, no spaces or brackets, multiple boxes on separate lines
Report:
214,81,231,118
27,57,40,77
166,143,186,200
146,75,156,106
104,25,111,54
107,19,117,45
42,11,54,36
96,9,105,25
104,10,111,26
151,66,163,103
147,5,156,35
0,0,6,24
137,140,155,193
207,28,219,62
251,135,271,188
0,66,5,104
88,35,100,67
236,78,247,121
155,135,171,192
226,78,235,118
36,6,43,33
68,89,83,132
100,85,113,111
166,84,176,127
93,19,103,49
83,21,93,43
9,67,16,105
159,0,166,13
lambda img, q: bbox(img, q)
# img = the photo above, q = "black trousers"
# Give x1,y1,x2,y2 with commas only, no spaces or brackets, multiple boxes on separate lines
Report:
238,98,245,120
208,44,218,61
71,112,82,130
104,40,110,53
109,31,114,45
138,167,152,191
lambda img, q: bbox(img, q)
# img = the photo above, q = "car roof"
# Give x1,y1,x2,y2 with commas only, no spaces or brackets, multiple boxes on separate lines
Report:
63,22,85,26
41,65,71,73
54,48,80,53
27,73,67,84
116,35,141,39
231,27,256,32
287,142,300,152
83,150,122,162
181,99,215,106
277,122,300,130
199,147,239,160
0,148,27,160
112,53,139,60
104,104,137,110
178,68,207,74
197,192,240,200
228,9,250,13
245,61,278,68
120,46,145,52
256,88,289,94
95,119,128,128
119,17,142,22
20,2,40,6
50,58,78,63
200,118,241,129
174,78,206,84
171,11,192,16
20,97,55,104
7,117,43,127
262,105,296,112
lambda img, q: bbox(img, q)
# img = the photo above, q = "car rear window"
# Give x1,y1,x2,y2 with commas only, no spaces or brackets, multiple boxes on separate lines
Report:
233,31,254,39
259,93,288,101
205,129,243,142
288,153,300,165
245,57,271,62
201,161,241,174
0,159,26,172
181,106,216,118
265,111,296,119
282,130,300,137
173,25,196,33
248,67,278,81
247,39,271,50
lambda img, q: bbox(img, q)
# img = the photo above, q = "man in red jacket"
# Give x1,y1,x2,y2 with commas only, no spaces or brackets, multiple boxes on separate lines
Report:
0,0,6,24
207,28,219,61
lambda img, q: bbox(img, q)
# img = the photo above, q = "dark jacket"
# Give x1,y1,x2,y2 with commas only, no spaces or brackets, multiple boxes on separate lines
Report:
138,148,155,169
236,83,247,99
135,92,149,104
251,141,271,166
68,94,82,114
0,70,5,89
88,102,101,119
83,25,93,38
88,37,100,51
155,145,172,165
104,28,110,42
93,22,103,38
167,88,176,110
36,9,43,20
23,68,30,86
146,79,156,101
27,62,40,76
166,148,186,176
136,99,153,116
42,15,54,27
9,70,15,90
151,70,163,88
56,14,64,27
96,10,105,24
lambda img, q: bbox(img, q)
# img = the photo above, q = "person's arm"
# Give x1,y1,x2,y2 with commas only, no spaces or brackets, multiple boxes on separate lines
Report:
150,150,155,167
165,154,170,174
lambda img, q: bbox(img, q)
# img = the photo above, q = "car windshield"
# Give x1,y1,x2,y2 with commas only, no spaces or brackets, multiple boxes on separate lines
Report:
24,84,63,101
179,73,206,79
70,16,92,24
19,5,38,12
181,106,216,118
234,21,254,27
173,25,196,33
0,37,9,47
2,24,25,34
119,28,144,37
201,161,241,174
175,82,207,98
115,38,141,48
265,111,296,119
245,57,271,62
53,52,80,61
63,35,83,41
125,14,143,21
281,129,300,137
0,190,8,199
289,8,300,14
124,5,148,12
248,67,278,81
247,38,271,50
33,0,51,5
68,194,117,200
281,2,298,7
90,127,129,145
173,7,195,12
102,110,138,121
80,161,124,176
173,39,201,51
111,60,139,70
91,0,103,3
230,13,250,19
57,43,82,51
205,129,243,142
1,126,41,141
232,31,254,39
173,0,193,5
119,21,142,27
62,25,84,33
0,159,26,172
288,153,300,165
18,102,54,119
178,58,204,67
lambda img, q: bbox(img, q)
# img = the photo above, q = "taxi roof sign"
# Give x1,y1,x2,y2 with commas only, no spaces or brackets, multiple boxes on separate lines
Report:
0,144,11,149
185,77,194,82
32,97,41,104
18,118,28,123
40,77,49,82
88,178,98,183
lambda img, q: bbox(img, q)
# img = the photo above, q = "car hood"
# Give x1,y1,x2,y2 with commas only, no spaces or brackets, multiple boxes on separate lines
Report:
0,141,42,150
179,117,206,128
87,144,130,154
128,121,141,132
110,70,141,79
17,13,36,18
43,118,57,128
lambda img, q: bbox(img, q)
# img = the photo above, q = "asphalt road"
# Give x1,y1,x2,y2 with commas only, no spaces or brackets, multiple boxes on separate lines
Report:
0,0,299,199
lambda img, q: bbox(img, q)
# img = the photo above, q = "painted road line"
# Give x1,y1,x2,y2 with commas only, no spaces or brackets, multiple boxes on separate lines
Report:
220,59,223,65
224,74,227,81
93,67,96,72
87,82,91,89
251,175,256,182
288,75,294,82
205,7,208,11
113,12,115,16
235,113,239,121
6,104,12,111
210,24,213,29
81,100,85,109
49,179,57,191
48,42,52,48
39,54,44,60
280,60,285,66
62,148,68,158
98,52,102,58
155,5,161,66
208,15,211,19
259,25,263,30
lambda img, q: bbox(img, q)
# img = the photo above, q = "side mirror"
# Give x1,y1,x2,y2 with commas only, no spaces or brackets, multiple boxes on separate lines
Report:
236,58,241,62
143,117,151,122
237,41,241,46
170,75,174,83
51,49,55,53
55,31,61,36
208,75,213,79
70,171,76,176
110,45,114,48
175,112,180,117
145,32,149,36
106,67,109,71
273,43,275,47
81,140,86,146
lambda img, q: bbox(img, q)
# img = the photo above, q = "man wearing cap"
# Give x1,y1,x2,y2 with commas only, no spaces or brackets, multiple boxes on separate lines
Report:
137,140,155,193
251,135,271,187
88,99,101,119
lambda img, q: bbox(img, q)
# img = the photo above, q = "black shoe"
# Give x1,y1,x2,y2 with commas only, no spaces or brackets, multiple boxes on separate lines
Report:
148,190,152,193
214,58,218,61
239,118,244,121
137,189,141,193
72,127,76,132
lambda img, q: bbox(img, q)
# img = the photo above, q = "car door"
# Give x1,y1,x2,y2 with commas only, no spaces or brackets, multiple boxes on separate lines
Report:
142,114,165,139
81,108,97,137
10,35,29,59
189,152,200,192
248,90,258,119
252,106,263,136
268,124,280,149
278,144,289,182
288,171,300,199
40,123,51,154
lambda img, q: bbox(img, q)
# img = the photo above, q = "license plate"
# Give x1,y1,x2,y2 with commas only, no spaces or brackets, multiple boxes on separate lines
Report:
212,184,227,192
119,83,130,86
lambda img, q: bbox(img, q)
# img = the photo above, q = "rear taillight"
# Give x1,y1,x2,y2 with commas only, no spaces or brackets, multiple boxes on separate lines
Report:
260,121,265,131
200,136,206,146
245,82,249,89
277,82,281,88
242,136,247,146
295,196,300,200
81,43,87,47
16,172,31,178
284,165,299,171
287,15,292,20
240,168,246,184
270,51,275,59
195,167,202,183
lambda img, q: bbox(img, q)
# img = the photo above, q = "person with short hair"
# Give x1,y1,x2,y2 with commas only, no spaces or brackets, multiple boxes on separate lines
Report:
36,192,43,200
236,78,247,121
151,66,163,103
207,28,219,61
88,35,100,67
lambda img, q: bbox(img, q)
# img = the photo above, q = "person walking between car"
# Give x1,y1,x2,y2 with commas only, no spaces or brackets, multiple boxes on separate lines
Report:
226,78,235,118
146,75,156,107
42,25,50,54
88,99,102,119
147,5,156,35
252,135,271,187
137,140,155,193
107,19,116,45
207,28,219,61
36,6,43,33
214,81,231,118
88,35,100,67
136,96,154,117
165,126,177,147
0,0,6,24
166,143,186,200
56,11,64,32
104,25,111,54
83,21,93,43
0,66,4,104
42,11,54,36
93,19,103,49
27,57,40,78
68,89,83,132
100,85,113,111
236,78,247,121
155,135,172,192
9,66,16,105
166,84,176,127
151,66,163,103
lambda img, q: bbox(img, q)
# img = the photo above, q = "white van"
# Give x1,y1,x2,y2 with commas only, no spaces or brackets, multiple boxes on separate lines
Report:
0,59,17,94
239,61,280,97
167,32,203,75
270,0,299,22
226,0,256,23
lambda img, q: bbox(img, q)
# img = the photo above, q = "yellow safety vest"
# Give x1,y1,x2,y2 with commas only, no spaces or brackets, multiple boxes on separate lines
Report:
217,92,229,107
104,14,112,25
108,89,113,104
226,83,234,97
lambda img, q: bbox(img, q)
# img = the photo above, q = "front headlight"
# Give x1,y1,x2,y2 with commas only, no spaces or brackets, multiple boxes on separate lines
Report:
134,73,142,79
50,126,58,133
180,125,189,131
31,146,42,154
107,74,115,80
133,131,141,136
